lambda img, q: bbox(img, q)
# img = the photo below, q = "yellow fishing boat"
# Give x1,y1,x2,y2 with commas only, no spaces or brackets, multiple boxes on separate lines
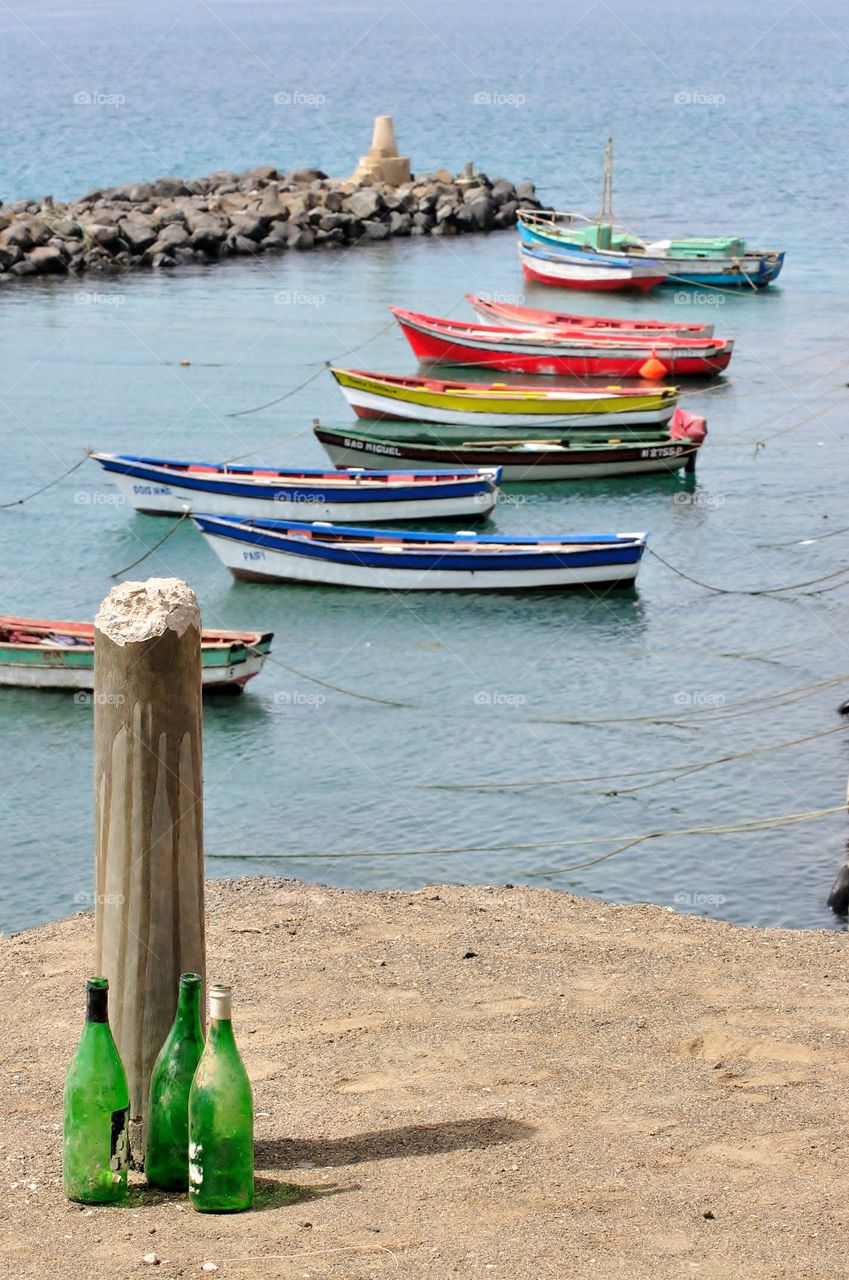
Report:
329,367,679,430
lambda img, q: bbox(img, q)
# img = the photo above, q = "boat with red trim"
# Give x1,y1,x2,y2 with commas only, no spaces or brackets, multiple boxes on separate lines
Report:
390,307,733,378
467,295,715,338
329,367,680,430
313,409,707,481
0,617,273,692
89,452,501,522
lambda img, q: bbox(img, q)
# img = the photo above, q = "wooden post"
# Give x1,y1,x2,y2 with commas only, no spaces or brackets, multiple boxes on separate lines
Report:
93,577,206,1160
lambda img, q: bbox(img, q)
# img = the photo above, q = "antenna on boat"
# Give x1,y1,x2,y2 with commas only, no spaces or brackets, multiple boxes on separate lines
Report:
599,136,614,224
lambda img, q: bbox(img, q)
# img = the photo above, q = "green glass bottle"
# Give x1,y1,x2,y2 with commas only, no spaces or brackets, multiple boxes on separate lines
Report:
188,984,253,1212
63,977,130,1204
146,972,205,1190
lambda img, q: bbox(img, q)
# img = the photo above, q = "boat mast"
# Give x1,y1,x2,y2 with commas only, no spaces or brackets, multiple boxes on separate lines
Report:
599,136,615,224
596,137,614,250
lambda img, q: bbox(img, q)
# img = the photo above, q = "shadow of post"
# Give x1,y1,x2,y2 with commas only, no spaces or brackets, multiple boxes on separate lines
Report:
255,1116,536,1170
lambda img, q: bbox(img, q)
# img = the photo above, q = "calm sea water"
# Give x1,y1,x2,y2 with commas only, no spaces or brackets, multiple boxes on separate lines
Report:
2,0,849,933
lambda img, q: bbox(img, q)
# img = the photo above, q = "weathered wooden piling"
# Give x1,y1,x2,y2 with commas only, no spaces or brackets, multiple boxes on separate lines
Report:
93,577,206,1159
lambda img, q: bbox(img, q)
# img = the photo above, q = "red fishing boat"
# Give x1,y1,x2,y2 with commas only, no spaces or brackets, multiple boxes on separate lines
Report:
391,308,733,379
467,295,715,338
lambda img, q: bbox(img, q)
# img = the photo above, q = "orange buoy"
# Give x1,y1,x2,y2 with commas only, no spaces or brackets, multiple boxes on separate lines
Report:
639,351,669,380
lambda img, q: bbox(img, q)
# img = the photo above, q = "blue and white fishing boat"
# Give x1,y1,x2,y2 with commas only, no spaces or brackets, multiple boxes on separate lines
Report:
520,215,784,289
90,453,501,522
518,240,667,293
518,140,785,289
192,514,648,591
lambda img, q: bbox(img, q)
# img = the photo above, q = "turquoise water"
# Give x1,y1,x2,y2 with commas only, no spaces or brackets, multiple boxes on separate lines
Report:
2,0,849,933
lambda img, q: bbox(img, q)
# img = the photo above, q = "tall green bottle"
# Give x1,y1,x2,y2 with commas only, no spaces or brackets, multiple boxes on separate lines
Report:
146,972,205,1190
188,984,253,1212
63,977,130,1203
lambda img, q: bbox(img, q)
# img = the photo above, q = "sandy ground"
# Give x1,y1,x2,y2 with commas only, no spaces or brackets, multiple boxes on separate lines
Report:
1,877,848,1280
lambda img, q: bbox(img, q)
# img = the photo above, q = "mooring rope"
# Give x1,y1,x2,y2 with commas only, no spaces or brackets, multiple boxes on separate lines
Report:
250,646,416,709
110,511,190,578
204,802,847,865
0,454,88,509
533,672,849,727
647,545,849,596
421,723,847,794
225,318,396,421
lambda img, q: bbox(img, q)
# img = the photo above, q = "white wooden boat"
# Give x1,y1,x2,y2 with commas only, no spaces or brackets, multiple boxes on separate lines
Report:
90,453,500,521
192,515,648,591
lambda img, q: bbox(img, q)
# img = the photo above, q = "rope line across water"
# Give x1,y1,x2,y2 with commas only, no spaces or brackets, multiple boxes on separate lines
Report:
0,454,88,509
421,723,847,794
205,803,847,864
110,511,190,578
225,318,396,423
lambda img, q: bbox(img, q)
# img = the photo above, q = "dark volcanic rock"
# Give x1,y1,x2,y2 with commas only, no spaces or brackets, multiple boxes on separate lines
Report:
87,223,125,251
389,210,411,236
27,245,67,274
286,168,327,184
468,194,495,230
0,244,22,269
0,163,539,281
52,218,83,239
151,176,191,198
346,187,383,220
120,217,158,253
362,219,391,240
286,226,314,250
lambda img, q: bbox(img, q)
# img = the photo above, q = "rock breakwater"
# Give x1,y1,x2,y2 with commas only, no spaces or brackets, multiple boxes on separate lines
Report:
0,166,542,283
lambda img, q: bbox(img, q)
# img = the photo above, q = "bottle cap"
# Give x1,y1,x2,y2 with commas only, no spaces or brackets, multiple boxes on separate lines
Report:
209,983,232,1020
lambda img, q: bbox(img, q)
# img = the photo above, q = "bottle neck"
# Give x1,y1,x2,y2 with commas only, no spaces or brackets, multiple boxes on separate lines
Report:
175,977,202,1025
86,985,109,1024
207,1016,236,1051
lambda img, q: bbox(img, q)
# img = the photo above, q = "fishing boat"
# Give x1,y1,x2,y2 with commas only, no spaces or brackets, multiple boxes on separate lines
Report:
467,295,716,338
517,139,785,289
90,453,501,521
329,367,680,430
519,242,666,293
0,617,274,692
192,514,648,591
520,216,784,289
313,409,707,481
391,307,733,378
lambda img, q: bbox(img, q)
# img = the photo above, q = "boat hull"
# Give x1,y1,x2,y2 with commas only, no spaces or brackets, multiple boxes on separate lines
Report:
520,245,665,292
519,222,785,288
93,454,499,522
394,312,732,378
331,369,679,430
467,295,715,338
0,651,267,691
656,254,785,288
314,426,700,481
0,620,273,692
194,516,647,592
